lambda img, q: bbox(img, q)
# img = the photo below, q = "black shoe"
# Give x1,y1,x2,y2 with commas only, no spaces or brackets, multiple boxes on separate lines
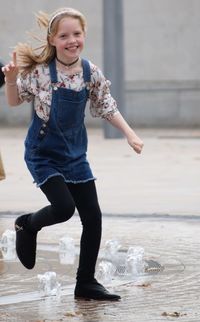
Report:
15,214,37,269
74,279,121,301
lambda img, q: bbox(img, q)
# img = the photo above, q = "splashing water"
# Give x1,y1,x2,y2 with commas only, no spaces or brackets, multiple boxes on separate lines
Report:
37,271,61,296
0,230,16,260
103,239,121,260
1,229,16,246
59,236,76,265
96,260,116,284
125,246,146,276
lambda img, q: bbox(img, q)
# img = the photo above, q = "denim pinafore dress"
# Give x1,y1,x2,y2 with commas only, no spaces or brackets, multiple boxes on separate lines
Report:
24,59,95,187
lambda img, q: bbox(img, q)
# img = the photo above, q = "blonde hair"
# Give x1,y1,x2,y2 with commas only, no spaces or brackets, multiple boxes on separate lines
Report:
16,8,87,76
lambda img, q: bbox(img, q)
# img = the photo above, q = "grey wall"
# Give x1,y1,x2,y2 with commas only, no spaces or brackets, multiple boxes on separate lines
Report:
124,0,200,81
1,0,200,127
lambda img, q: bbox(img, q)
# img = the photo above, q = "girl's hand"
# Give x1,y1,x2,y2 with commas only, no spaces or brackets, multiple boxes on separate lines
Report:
127,130,144,154
2,52,19,82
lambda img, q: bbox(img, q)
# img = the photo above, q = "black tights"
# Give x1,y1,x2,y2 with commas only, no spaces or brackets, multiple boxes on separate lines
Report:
28,176,102,282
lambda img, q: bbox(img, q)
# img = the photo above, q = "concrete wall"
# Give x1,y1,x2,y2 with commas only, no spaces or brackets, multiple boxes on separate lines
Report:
126,80,200,127
1,0,200,127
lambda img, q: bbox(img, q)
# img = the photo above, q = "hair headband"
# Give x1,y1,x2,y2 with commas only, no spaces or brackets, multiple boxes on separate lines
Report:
48,10,70,34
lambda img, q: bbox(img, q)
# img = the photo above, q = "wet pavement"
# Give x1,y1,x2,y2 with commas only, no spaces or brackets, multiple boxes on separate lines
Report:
0,127,200,321
0,213,200,322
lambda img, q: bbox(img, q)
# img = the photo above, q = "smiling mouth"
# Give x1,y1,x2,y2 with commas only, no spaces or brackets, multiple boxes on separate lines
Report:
66,46,79,50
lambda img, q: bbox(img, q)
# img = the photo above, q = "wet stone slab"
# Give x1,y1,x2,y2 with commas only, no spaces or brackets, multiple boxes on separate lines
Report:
0,213,200,322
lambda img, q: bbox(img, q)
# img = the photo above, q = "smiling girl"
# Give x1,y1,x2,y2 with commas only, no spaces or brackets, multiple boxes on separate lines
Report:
2,7,143,301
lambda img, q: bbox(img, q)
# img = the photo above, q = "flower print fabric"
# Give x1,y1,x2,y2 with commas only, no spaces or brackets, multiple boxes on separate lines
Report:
17,61,119,122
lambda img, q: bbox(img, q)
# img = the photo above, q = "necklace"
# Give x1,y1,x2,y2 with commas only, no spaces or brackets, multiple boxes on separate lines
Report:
56,56,79,68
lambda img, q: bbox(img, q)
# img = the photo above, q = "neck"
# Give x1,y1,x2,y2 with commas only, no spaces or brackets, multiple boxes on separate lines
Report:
56,56,80,68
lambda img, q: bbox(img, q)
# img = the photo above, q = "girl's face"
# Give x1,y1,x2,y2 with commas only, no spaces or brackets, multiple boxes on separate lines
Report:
50,17,85,62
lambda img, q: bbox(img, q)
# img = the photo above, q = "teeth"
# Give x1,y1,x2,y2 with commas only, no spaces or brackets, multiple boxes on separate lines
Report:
66,46,78,50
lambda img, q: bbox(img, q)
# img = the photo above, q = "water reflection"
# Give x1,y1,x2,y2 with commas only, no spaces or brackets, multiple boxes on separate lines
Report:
74,298,108,322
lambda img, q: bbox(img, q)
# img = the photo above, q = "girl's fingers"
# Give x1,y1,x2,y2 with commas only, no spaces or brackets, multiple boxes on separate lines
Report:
132,142,143,154
5,65,11,72
4,66,9,72
12,52,17,66
2,64,17,76
1,52,18,75
135,148,142,154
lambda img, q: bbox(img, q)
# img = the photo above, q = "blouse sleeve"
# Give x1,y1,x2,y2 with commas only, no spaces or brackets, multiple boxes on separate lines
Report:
17,68,39,102
89,64,119,121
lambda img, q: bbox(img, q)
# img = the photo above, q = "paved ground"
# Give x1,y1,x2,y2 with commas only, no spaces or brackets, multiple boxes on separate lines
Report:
0,213,200,322
0,127,200,321
0,126,200,215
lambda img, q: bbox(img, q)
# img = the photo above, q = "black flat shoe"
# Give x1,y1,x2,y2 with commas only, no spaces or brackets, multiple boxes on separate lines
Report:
15,214,37,269
74,279,121,301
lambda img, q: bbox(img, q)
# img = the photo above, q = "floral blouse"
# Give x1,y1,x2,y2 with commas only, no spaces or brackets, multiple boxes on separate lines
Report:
17,60,119,122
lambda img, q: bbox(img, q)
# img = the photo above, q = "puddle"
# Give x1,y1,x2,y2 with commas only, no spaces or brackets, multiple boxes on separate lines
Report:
0,240,185,307
0,215,199,322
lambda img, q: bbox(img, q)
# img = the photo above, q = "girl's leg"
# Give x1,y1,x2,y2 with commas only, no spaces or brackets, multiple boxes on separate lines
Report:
68,180,102,283
15,176,75,269
29,176,75,231
68,180,120,300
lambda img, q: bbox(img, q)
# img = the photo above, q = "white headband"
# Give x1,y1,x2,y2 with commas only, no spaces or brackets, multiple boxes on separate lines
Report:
48,10,70,34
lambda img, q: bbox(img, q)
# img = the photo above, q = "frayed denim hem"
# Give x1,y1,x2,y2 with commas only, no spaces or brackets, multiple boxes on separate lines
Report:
35,173,97,187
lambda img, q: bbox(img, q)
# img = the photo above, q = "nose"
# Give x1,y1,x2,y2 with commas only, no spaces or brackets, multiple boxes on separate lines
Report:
68,35,76,44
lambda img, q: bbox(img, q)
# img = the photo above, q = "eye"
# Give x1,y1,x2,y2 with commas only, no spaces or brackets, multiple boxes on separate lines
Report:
59,34,67,39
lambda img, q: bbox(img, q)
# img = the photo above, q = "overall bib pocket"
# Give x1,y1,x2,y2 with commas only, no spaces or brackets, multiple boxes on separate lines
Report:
57,97,86,131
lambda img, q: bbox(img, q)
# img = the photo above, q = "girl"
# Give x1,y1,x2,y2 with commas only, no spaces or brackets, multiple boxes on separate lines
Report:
2,7,143,301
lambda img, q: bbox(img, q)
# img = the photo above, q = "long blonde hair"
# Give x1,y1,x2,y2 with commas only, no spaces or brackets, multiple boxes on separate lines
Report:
16,8,87,76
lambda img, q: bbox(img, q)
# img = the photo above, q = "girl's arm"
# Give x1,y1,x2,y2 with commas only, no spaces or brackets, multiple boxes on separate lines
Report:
2,52,22,106
89,65,143,154
107,112,144,154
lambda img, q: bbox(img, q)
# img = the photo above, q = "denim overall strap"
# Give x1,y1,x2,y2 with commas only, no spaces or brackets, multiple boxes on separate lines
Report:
49,59,58,85
82,59,91,83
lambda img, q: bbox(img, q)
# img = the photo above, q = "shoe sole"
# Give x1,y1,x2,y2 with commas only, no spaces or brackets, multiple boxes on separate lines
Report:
74,295,121,301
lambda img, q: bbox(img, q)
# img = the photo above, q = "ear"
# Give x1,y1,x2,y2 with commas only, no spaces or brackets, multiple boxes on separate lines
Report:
48,35,55,46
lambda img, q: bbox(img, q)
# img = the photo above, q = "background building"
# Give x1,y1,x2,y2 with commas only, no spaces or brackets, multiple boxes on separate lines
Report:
0,0,200,127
